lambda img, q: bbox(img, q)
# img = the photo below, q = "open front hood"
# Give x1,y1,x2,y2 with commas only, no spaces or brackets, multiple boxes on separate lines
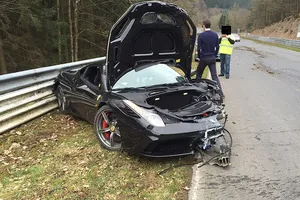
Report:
106,1,197,87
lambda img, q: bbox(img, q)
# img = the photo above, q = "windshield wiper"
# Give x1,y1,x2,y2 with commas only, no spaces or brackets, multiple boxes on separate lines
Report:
112,81,190,92
113,86,171,92
142,82,188,89
112,87,147,92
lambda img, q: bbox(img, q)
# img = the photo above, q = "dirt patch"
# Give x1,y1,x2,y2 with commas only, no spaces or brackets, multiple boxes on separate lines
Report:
235,46,266,58
237,46,279,76
251,16,300,40
266,70,275,75
253,61,279,76
0,111,192,200
251,63,260,70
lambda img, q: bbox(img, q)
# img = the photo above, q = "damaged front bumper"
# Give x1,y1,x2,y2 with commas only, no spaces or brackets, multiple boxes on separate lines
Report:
196,127,231,167
112,97,231,165
118,112,231,163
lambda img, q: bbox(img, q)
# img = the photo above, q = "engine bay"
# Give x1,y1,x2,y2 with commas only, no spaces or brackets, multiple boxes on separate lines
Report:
146,90,211,111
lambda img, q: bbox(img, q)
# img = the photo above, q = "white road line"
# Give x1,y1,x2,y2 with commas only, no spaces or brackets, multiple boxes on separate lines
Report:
296,88,300,93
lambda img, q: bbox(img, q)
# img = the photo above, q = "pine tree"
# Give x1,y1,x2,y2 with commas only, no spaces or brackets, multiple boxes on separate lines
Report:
219,10,231,29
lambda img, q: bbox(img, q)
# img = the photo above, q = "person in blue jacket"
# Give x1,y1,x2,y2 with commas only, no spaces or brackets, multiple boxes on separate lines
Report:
196,19,224,97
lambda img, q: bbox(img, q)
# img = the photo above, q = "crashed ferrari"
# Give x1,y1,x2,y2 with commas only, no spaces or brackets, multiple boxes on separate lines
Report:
54,1,231,166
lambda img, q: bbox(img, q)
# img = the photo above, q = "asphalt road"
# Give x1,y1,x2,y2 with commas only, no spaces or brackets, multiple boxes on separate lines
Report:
189,39,300,200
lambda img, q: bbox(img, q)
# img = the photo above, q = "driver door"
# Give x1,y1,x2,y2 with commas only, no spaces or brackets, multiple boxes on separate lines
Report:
73,65,102,123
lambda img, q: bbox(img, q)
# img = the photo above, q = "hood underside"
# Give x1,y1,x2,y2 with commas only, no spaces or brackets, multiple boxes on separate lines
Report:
106,1,197,87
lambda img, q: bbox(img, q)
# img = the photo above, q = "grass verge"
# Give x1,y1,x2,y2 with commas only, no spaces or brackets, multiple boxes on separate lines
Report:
191,61,208,79
172,60,208,79
241,36,300,52
172,59,208,79
0,111,193,200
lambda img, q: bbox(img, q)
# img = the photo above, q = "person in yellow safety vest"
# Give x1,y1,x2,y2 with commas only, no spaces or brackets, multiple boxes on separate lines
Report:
218,33,235,79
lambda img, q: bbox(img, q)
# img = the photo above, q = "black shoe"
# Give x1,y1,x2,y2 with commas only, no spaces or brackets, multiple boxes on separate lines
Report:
226,76,230,79
219,74,224,77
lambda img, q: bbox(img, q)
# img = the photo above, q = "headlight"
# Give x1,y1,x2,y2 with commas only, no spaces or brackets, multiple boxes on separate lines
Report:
123,100,165,127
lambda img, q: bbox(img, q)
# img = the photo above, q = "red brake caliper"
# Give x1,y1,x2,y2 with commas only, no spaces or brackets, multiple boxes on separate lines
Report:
102,113,110,139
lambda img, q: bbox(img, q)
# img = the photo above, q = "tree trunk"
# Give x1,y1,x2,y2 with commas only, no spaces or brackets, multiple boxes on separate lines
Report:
74,0,80,61
297,0,299,16
57,0,62,63
0,38,7,74
68,0,74,62
265,3,267,26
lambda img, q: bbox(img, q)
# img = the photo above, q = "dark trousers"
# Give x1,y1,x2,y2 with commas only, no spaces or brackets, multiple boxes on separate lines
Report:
196,57,223,95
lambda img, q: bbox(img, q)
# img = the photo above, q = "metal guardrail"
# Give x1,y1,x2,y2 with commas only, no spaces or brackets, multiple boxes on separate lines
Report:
242,33,300,48
0,57,106,134
0,57,198,134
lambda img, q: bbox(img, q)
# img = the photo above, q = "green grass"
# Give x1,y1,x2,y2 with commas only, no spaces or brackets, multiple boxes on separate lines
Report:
191,60,208,79
0,112,193,200
191,48,209,79
172,60,208,79
242,36,300,52
172,53,209,79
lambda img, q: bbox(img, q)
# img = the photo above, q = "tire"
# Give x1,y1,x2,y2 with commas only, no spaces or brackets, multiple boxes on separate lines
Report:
56,85,69,113
94,105,122,151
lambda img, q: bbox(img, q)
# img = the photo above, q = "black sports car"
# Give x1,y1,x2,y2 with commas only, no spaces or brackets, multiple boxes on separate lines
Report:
54,1,230,161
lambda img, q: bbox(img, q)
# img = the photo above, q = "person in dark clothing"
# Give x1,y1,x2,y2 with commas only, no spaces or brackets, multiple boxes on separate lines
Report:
196,19,224,96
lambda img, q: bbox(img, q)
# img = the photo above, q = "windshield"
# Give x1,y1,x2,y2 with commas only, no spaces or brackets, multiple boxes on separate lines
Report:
112,63,187,90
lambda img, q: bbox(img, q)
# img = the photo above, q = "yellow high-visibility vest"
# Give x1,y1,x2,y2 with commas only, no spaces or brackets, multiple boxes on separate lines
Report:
219,36,234,55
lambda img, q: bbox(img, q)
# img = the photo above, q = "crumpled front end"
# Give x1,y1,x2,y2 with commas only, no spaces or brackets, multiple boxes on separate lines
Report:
195,126,231,167
115,101,229,159
110,88,231,164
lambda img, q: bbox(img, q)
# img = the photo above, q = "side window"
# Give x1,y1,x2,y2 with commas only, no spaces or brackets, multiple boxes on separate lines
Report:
81,66,100,86
81,65,101,93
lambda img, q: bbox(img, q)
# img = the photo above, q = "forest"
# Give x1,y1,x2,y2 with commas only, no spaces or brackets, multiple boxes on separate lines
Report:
0,0,132,74
247,0,300,29
0,0,299,74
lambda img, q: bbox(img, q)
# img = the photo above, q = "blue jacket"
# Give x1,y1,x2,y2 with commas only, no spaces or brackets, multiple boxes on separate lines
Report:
197,30,219,59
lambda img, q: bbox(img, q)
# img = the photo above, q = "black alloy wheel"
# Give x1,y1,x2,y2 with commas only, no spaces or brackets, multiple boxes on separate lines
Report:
94,105,122,151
